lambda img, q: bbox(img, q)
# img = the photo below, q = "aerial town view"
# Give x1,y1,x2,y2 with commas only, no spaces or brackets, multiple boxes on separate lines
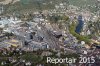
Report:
0,0,100,66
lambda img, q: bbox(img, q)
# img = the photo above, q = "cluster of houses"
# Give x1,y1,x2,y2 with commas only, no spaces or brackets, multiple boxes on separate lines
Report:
0,14,50,51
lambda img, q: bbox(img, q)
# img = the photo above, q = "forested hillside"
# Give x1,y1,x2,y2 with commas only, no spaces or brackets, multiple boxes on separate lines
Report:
3,0,97,14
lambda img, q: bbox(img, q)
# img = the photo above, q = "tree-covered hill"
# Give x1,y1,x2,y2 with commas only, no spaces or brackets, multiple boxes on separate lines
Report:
3,0,97,14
